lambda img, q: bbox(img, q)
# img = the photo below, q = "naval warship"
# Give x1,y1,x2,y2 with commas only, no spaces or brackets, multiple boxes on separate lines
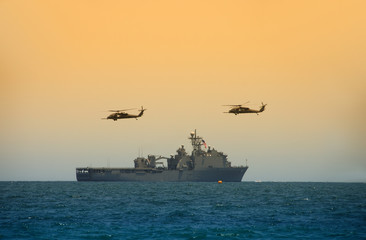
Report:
76,130,248,182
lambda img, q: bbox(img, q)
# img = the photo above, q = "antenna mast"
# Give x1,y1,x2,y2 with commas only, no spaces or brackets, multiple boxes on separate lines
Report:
189,129,203,152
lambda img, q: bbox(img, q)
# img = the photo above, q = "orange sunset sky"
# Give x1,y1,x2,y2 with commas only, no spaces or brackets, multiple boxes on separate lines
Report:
1,0,365,181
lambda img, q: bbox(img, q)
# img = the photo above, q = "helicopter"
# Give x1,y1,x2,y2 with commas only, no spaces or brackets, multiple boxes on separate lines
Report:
104,106,146,121
224,102,267,115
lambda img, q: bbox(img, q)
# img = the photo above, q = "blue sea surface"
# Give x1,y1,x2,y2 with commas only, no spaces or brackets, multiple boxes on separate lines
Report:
1,182,365,239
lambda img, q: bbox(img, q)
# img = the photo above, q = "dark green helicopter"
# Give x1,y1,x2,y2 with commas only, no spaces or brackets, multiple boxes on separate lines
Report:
224,102,267,115
104,106,146,121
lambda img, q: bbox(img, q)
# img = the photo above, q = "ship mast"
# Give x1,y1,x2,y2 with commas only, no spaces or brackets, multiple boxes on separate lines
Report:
189,129,203,152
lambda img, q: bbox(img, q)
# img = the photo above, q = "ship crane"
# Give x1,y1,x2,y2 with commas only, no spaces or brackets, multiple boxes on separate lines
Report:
147,155,170,168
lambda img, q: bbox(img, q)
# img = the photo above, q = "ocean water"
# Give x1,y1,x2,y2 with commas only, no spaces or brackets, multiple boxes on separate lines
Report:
1,182,365,239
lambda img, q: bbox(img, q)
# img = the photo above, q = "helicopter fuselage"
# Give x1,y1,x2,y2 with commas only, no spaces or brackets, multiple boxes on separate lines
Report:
227,104,266,115
229,108,260,115
107,113,141,121
106,108,145,121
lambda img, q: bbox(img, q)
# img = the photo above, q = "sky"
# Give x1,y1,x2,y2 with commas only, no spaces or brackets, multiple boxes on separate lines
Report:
1,0,365,181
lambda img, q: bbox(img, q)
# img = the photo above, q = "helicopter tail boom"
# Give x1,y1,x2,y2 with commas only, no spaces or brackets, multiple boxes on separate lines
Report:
259,103,267,112
138,106,146,117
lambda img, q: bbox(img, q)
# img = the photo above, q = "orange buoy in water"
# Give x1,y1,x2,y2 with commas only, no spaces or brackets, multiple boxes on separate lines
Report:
218,180,223,184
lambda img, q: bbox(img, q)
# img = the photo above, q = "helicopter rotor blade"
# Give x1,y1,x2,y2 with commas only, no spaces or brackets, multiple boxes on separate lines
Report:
223,101,250,107
108,108,136,112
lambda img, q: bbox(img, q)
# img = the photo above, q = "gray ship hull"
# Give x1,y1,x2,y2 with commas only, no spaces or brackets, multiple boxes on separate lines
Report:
76,167,248,182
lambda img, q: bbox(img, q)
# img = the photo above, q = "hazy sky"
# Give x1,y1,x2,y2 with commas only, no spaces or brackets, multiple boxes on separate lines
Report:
1,0,365,181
